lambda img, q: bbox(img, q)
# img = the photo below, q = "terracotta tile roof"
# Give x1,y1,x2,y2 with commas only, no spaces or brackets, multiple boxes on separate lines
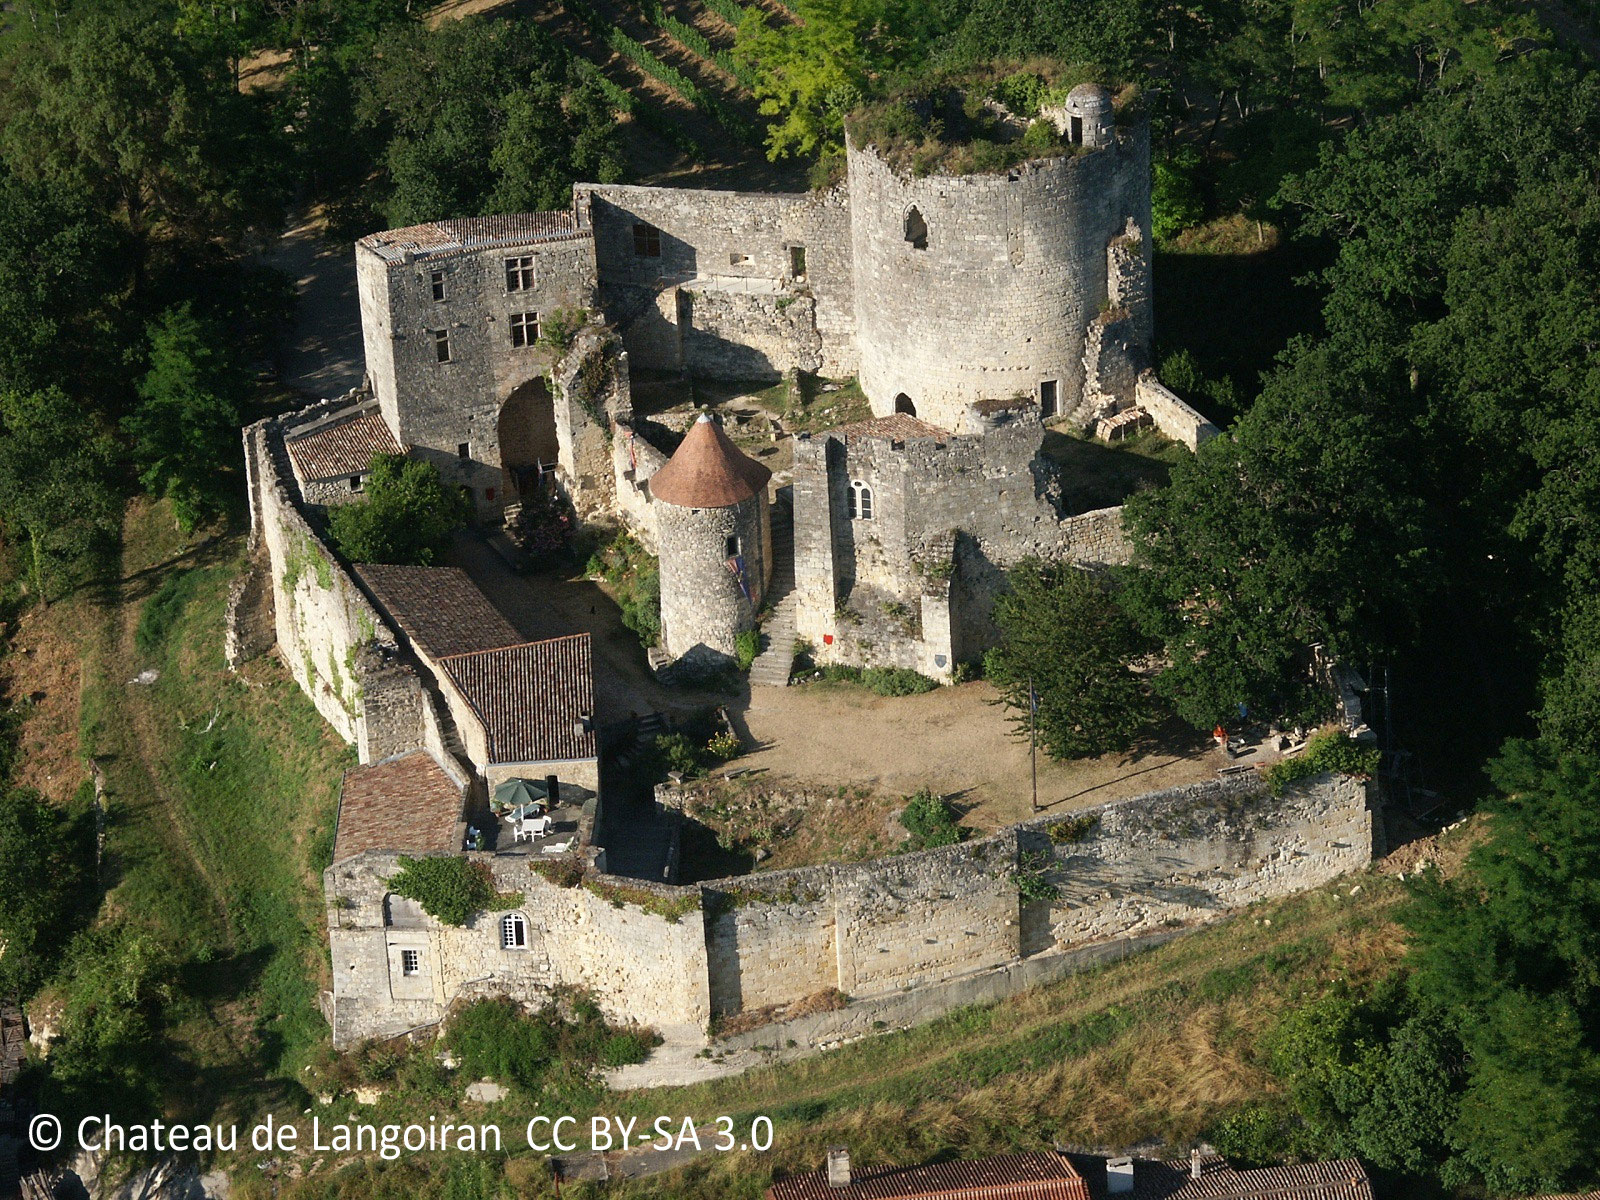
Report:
768,1152,1092,1200
358,212,587,263
1127,1156,1374,1200
285,409,402,482
832,414,950,442
648,413,772,508
439,635,598,764
333,751,464,863
355,564,523,661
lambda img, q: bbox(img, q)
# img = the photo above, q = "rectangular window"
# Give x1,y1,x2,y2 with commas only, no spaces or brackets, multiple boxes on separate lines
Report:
633,222,661,258
790,245,807,279
725,535,740,557
505,255,535,292
1040,379,1058,418
458,442,470,460
348,475,362,492
509,311,540,348
729,252,751,266
401,949,420,976
433,329,451,363
430,270,446,302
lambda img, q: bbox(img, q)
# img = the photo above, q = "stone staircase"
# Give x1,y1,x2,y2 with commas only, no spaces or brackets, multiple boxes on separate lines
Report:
748,499,797,688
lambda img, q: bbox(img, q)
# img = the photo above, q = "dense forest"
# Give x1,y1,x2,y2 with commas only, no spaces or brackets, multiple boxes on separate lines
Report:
0,0,1597,1195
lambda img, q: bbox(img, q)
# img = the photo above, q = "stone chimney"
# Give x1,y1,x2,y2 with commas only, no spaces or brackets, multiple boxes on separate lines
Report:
1191,1148,1204,1178
827,1146,852,1189
1107,1156,1134,1195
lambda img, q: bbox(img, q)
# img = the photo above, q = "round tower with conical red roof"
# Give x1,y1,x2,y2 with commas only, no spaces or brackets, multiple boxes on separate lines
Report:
649,413,773,665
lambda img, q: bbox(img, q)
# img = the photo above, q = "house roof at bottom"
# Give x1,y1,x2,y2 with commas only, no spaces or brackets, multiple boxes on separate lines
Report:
354,564,523,661
333,751,464,863
438,634,597,764
284,409,402,482
1125,1157,1374,1200
767,1152,1092,1200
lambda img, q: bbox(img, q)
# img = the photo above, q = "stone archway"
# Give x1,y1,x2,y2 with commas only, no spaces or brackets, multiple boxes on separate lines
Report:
498,376,560,500
894,393,917,416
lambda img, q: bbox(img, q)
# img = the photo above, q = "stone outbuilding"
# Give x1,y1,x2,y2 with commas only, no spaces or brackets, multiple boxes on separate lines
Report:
649,413,773,666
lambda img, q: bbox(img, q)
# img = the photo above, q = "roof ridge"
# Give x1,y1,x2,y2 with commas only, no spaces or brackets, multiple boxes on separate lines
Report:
434,632,591,662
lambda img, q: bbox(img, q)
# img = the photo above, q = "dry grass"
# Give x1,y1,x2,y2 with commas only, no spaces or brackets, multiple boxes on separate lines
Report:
1167,213,1283,256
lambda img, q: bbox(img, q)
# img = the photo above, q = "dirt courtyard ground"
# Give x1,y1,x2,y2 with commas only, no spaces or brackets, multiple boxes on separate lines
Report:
723,681,1222,832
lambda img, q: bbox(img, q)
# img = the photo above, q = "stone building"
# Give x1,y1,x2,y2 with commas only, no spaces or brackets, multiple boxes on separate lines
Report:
648,413,773,666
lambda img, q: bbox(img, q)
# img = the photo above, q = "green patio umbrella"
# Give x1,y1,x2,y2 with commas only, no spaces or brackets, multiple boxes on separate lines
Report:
492,777,548,812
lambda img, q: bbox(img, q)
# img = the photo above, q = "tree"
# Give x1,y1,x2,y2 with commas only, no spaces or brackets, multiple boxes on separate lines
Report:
125,304,244,531
327,454,469,566
0,788,96,998
0,387,123,599
984,560,1155,759
1151,148,1203,243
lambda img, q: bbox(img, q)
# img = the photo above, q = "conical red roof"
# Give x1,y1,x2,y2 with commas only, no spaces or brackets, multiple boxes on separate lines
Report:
648,413,772,508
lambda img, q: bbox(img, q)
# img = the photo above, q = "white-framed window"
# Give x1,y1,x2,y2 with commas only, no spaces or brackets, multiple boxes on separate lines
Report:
433,329,451,363
501,913,527,950
509,311,539,348
848,481,874,520
430,269,446,302
505,255,535,292
401,948,421,976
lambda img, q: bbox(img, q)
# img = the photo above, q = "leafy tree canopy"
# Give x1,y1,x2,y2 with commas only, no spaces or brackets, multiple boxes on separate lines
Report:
0,788,97,998
326,453,470,568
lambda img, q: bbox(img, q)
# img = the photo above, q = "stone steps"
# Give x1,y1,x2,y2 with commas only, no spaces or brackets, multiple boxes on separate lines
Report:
749,509,797,687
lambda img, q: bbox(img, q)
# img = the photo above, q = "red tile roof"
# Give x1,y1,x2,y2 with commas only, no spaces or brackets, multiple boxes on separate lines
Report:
439,635,598,764
285,409,402,482
1128,1156,1374,1200
832,414,950,443
355,564,523,661
359,212,586,263
333,751,465,862
648,413,772,508
768,1152,1092,1200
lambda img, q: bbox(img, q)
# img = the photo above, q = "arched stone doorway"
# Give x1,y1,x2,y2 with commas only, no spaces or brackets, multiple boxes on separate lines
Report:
498,376,559,500
894,393,917,416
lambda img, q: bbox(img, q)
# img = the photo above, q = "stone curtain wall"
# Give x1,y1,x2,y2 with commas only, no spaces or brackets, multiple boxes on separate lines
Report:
326,852,711,1046
847,128,1151,430
1135,376,1220,451
576,183,856,378
324,770,1374,1045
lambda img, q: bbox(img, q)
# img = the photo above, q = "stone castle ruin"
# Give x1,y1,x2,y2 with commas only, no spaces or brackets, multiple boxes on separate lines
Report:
228,85,1351,1055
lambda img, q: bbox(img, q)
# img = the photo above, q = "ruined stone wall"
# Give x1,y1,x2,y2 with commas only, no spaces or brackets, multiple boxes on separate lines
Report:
611,420,668,552
1135,376,1219,452
575,183,856,378
325,853,711,1045
658,493,771,662
848,126,1151,429
357,234,597,513
552,328,630,520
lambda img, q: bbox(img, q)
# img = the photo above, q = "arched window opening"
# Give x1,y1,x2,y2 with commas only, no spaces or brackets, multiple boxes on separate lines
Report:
894,394,917,416
903,207,928,250
501,913,528,950
848,481,874,521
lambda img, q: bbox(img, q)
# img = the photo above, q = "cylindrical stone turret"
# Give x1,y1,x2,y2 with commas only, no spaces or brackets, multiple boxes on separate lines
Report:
846,106,1150,432
649,413,773,664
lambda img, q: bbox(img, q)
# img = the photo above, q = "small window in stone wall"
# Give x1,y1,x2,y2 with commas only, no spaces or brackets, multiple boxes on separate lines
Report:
848,481,874,520
725,535,740,557
729,252,751,266
430,270,446,302
904,207,929,250
401,949,421,976
633,223,662,257
348,475,362,492
502,913,527,950
458,442,470,460
790,245,807,279
510,311,539,348
433,329,451,363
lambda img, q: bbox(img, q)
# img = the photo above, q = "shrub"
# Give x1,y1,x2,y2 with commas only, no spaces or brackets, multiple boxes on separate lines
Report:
706,731,741,761
327,454,470,567
654,732,704,777
1263,730,1382,795
386,857,495,926
445,997,657,1096
899,787,966,850
536,306,589,353
1012,849,1060,902
735,628,761,671
861,666,939,696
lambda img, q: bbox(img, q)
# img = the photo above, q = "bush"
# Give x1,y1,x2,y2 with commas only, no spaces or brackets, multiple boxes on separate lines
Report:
899,787,966,850
654,732,703,777
444,997,655,1096
735,629,761,671
861,666,939,696
327,454,470,566
1263,730,1381,795
386,857,494,926
705,731,741,761
0,786,97,997
589,531,662,648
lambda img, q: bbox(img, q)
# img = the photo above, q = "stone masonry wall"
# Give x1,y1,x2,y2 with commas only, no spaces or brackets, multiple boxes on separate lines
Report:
1135,375,1220,452
679,283,824,380
576,183,856,378
658,493,771,662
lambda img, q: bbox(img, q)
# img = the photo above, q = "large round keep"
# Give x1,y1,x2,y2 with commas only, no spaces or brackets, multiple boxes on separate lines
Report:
846,130,1149,431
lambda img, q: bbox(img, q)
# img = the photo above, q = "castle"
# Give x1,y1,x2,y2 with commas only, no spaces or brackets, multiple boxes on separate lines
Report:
228,87,1337,1057
338,84,1214,676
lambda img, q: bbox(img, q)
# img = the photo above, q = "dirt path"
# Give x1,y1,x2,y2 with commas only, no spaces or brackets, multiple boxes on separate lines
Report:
727,683,1224,831
269,207,365,400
